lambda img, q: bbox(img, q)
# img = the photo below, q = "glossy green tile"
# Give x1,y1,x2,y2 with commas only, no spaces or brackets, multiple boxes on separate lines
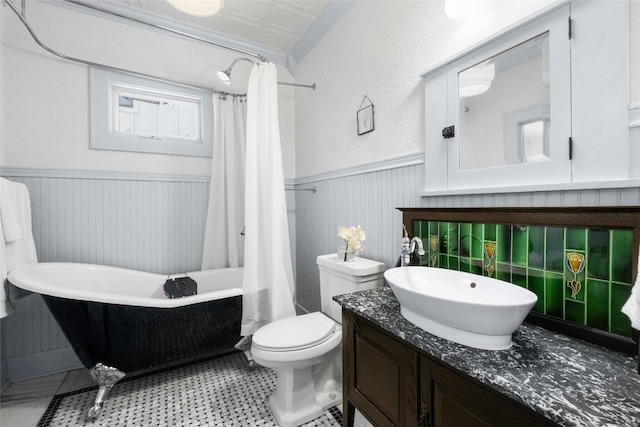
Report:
414,220,427,239
418,252,428,267
611,229,633,284
528,226,545,270
546,227,564,272
416,219,633,340
611,282,632,336
512,226,528,267
429,220,438,236
460,258,472,273
460,223,471,257
566,227,586,251
564,250,586,302
512,266,527,287
484,224,496,241
587,229,610,280
497,225,511,264
528,270,545,313
437,253,446,269
545,272,564,319
496,263,511,282
470,259,483,275
565,300,585,326
447,256,459,271
440,222,454,255
586,279,609,331
483,240,497,277
472,223,483,259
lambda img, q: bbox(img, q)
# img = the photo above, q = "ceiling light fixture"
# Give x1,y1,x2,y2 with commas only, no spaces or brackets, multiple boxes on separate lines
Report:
216,57,255,85
167,0,224,17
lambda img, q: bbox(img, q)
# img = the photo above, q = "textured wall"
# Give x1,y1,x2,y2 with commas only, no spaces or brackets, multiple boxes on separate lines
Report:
1,1,296,178
0,170,297,382
631,0,640,102
294,162,640,313
1,173,209,381
293,0,557,178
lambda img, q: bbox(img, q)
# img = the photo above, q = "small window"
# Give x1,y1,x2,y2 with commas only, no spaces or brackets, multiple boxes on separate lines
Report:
90,67,213,157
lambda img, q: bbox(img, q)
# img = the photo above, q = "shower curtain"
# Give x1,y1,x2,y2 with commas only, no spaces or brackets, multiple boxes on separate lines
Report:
201,94,247,270
241,61,296,336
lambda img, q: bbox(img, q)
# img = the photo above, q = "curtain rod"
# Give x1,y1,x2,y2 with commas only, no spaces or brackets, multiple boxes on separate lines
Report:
63,0,265,61
4,0,316,93
62,0,316,90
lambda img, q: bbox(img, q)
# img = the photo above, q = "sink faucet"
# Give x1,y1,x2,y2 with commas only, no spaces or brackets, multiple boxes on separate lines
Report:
400,225,426,266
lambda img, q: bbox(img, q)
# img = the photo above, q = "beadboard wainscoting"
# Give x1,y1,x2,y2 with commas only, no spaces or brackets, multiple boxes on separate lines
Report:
293,154,640,313
0,168,298,385
3,161,640,385
0,170,211,383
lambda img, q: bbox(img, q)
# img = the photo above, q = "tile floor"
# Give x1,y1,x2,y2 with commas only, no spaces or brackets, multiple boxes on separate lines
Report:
0,352,347,426
1,368,95,427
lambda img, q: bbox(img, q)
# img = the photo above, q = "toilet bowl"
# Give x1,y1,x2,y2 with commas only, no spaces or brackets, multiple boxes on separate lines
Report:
250,254,385,427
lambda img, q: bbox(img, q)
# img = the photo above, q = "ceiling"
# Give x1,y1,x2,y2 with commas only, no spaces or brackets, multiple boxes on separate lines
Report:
64,0,353,72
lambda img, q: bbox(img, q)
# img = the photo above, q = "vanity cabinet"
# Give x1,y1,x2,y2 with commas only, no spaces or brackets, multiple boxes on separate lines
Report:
342,309,557,427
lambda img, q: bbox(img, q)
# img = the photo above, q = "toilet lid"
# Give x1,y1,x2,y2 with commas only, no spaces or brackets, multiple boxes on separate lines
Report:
252,312,337,352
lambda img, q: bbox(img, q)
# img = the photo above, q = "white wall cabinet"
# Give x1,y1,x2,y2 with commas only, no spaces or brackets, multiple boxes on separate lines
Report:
421,1,630,195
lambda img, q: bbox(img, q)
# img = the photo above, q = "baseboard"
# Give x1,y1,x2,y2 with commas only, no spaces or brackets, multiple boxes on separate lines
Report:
7,347,83,383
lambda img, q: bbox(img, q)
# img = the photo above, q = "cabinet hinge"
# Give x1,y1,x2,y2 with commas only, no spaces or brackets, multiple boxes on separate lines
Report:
569,137,573,160
568,17,572,39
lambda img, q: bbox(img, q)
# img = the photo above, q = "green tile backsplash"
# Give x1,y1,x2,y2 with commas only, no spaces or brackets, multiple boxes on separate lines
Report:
414,220,634,338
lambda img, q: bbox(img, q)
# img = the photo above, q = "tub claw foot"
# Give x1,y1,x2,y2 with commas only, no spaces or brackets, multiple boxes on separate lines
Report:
85,363,126,420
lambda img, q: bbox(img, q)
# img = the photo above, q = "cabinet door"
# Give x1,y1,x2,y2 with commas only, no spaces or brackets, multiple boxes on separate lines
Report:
344,312,417,426
422,357,554,427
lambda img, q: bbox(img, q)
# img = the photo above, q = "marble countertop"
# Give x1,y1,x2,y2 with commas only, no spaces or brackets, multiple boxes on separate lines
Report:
334,286,640,427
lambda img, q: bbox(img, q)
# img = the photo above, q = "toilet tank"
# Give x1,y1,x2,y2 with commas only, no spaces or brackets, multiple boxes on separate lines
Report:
317,254,386,323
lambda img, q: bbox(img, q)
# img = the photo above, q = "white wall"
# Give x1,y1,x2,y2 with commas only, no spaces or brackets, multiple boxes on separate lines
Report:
0,0,298,384
0,0,296,178
292,0,640,315
294,0,639,178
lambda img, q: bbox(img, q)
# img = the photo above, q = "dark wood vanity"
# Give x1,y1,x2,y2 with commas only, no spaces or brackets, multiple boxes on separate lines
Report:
337,207,640,427
342,309,556,427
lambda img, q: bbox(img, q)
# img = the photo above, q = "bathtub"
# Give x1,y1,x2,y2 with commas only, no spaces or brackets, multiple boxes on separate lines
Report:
8,262,243,418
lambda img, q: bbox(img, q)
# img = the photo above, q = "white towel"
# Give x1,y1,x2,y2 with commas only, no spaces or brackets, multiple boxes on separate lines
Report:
622,251,640,331
1,178,38,317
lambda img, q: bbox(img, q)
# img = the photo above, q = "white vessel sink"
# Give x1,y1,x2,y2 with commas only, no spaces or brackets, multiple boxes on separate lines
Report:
384,267,538,350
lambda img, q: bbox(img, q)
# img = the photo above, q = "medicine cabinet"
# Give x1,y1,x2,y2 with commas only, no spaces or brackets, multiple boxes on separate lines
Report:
90,67,214,157
421,1,630,195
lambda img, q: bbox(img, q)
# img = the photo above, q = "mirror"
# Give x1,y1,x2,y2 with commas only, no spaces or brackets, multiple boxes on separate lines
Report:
458,32,550,171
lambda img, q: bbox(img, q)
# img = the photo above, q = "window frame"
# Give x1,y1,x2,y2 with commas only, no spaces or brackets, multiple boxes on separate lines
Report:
90,67,214,157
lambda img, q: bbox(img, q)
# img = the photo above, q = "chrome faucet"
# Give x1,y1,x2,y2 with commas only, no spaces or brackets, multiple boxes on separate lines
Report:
410,236,425,257
400,225,425,266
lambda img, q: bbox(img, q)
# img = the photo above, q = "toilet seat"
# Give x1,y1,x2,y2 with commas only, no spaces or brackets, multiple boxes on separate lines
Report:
252,312,336,352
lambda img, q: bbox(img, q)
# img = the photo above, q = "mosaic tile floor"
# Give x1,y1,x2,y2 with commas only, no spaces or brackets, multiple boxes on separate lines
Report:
36,352,342,426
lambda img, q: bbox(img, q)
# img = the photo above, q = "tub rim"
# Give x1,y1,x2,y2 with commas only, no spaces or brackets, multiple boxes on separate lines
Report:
7,262,243,308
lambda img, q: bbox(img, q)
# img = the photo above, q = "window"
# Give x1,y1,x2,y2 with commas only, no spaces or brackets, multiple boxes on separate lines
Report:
90,68,213,157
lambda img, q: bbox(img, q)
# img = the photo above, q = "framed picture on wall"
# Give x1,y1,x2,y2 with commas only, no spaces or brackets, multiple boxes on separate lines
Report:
357,104,374,135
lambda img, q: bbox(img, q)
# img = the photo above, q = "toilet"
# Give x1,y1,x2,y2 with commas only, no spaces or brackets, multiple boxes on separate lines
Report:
250,254,385,427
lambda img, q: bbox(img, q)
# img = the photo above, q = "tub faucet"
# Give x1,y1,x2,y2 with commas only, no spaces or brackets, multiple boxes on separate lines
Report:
400,225,425,266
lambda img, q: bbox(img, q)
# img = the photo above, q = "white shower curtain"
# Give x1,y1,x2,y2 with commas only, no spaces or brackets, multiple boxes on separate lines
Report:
201,94,247,270
241,61,296,336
